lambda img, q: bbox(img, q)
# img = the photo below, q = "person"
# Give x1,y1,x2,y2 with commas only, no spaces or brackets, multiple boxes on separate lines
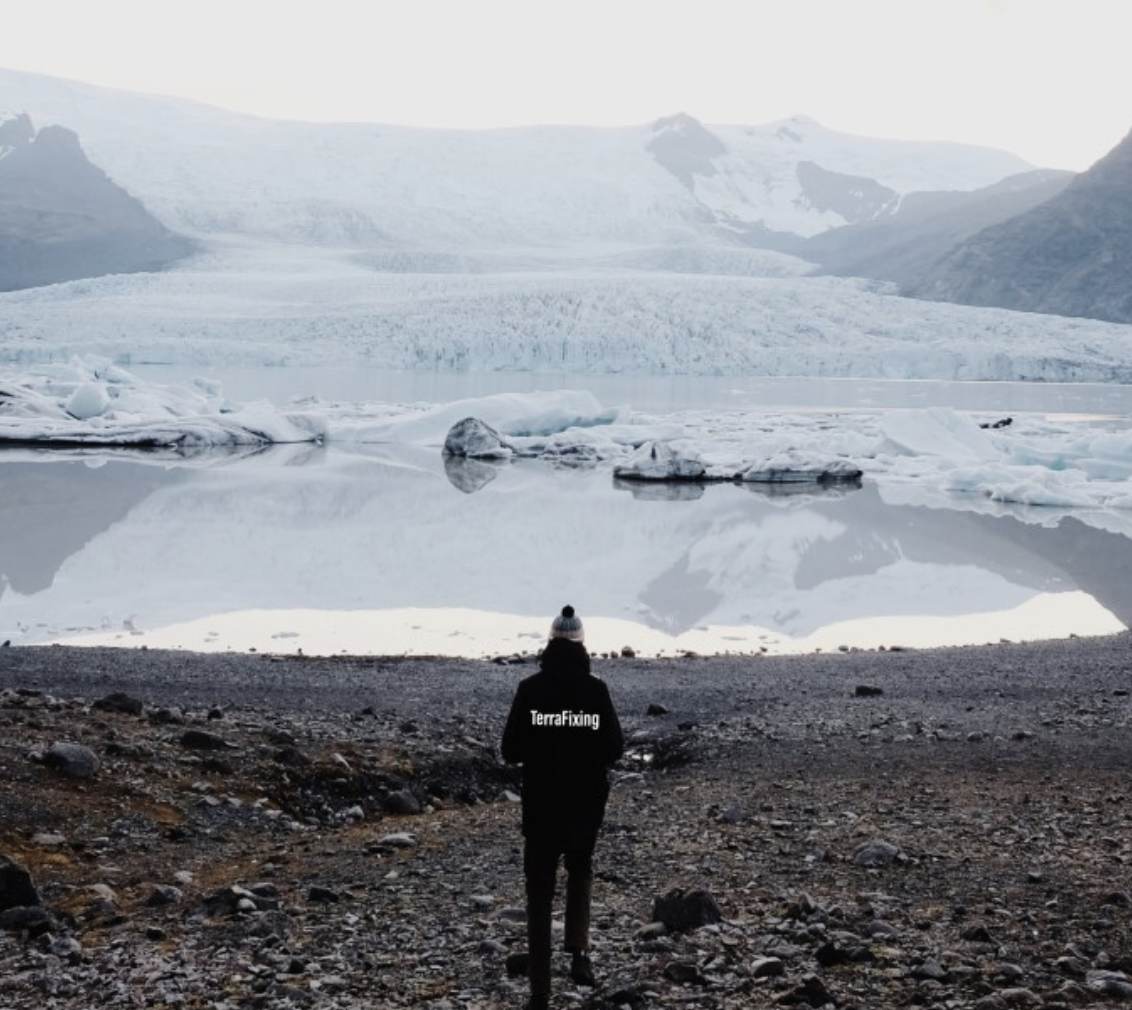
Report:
501,605,624,1010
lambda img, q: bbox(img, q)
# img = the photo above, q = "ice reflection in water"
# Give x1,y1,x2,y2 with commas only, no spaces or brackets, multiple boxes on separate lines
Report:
0,446,1127,656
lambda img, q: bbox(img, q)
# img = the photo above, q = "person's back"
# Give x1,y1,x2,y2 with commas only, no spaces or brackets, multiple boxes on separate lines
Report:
501,607,623,1010
502,635,622,846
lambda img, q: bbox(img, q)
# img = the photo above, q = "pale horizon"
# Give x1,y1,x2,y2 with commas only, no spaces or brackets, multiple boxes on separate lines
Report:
2,0,1130,172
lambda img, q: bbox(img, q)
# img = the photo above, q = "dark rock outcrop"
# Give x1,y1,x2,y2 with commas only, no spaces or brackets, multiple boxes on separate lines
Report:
0,855,40,912
904,124,1132,323
0,113,195,291
803,168,1074,288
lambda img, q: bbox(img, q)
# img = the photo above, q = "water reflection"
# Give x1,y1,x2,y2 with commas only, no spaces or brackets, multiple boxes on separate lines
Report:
0,448,1128,655
443,454,505,494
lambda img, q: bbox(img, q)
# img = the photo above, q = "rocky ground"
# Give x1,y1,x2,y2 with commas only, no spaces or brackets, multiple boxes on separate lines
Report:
2,633,1132,1010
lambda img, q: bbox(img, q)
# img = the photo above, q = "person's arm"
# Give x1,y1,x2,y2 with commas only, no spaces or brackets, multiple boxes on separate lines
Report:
500,681,529,764
598,682,624,764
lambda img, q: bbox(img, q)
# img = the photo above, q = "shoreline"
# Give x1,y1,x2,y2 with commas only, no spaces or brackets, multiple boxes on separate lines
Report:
3,630,1130,712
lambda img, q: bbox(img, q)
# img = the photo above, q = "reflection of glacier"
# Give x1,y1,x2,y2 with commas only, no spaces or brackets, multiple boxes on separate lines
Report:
2,448,1131,648
0,460,182,599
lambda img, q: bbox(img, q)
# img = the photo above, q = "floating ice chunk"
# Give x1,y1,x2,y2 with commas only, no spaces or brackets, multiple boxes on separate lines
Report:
66,382,111,420
613,440,705,480
740,450,863,483
876,407,1000,463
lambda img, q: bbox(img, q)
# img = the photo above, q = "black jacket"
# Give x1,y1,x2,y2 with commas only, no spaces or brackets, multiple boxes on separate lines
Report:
501,638,624,846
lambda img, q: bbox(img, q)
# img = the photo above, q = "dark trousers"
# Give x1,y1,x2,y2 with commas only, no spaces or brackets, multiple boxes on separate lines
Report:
523,836,595,998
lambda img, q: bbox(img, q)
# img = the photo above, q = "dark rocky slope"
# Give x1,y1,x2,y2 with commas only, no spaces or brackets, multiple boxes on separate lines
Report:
0,113,195,291
905,125,1132,323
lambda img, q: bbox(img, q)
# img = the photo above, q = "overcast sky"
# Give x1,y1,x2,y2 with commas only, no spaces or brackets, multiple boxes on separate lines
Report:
2,0,1129,171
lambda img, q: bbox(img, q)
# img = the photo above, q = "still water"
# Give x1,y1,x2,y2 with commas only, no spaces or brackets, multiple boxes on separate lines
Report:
132,365,1132,417
1,412,1129,657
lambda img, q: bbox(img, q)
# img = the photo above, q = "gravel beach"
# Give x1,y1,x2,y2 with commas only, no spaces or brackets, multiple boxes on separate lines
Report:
2,633,1132,1009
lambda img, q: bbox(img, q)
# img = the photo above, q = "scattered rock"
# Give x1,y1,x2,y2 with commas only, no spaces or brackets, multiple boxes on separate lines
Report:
145,885,183,907
663,959,705,984
41,740,101,778
751,956,786,978
180,729,234,750
852,838,904,867
384,789,422,815
0,856,40,912
652,888,722,931
92,691,145,716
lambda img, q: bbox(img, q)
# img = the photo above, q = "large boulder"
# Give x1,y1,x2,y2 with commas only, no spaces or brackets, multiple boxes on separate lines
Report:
442,417,514,459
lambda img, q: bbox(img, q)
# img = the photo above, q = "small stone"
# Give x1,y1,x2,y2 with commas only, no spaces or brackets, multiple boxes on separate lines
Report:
663,960,704,984
751,956,785,978
646,703,669,716
41,742,100,778
378,833,417,849
854,684,884,697
478,939,507,955
652,888,722,932
180,729,233,750
1087,970,1132,998
912,958,950,981
0,906,55,933
308,885,340,904
92,692,144,716
852,838,903,867
49,935,83,963
146,885,183,907
791,975,834,1007
385,790,422,815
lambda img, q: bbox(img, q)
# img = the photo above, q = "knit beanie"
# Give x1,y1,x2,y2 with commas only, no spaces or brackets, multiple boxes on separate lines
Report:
550,604,584,642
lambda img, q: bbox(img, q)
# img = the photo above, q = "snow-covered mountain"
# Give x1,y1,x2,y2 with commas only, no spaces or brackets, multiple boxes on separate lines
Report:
5,65,1131,382
0,66,1032,251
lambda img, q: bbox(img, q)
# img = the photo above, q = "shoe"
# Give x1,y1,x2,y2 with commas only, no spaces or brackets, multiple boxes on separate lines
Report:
525,996,550,1010
569,950,596,987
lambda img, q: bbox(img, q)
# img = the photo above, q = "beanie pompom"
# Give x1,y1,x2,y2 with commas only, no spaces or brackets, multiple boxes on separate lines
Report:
550,604,584,642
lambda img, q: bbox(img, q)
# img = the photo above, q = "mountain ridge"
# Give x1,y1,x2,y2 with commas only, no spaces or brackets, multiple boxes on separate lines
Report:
0,65,1032,251
0,112,196,291
904,125,1132,323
